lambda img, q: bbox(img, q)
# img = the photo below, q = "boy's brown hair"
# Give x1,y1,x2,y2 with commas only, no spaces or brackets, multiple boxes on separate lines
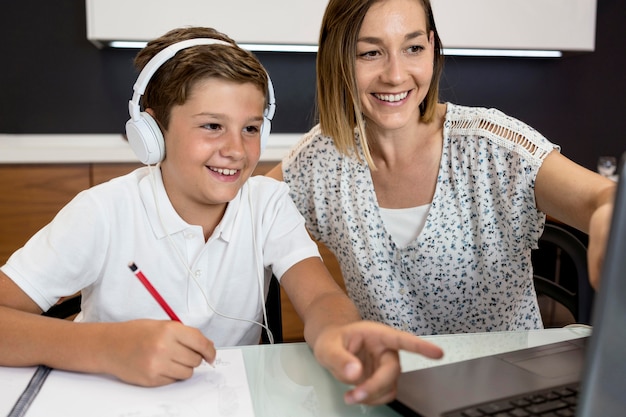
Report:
135,27,269,130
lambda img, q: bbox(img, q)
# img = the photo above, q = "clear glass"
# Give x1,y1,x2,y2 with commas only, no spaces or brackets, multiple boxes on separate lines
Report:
597,156,617,177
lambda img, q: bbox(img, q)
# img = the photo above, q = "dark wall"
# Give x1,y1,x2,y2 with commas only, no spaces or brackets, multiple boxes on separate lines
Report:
1,0,624,169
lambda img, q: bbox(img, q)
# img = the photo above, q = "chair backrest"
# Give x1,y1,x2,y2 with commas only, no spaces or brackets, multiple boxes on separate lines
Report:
261,275,283,344
43,275,284,343
42,293,81,319
532,222,595,325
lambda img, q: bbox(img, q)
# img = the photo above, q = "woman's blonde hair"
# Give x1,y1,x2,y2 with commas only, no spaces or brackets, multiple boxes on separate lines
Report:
316,0,444,168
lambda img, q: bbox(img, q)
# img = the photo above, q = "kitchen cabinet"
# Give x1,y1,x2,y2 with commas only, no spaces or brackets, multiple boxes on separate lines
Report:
0,164,91,263
87,0,597,53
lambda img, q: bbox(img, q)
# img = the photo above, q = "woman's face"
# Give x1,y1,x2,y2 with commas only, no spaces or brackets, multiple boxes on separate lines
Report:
355,0,434,133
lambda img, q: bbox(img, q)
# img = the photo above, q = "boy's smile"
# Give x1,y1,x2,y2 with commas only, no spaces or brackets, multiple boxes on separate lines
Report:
157,77,266,233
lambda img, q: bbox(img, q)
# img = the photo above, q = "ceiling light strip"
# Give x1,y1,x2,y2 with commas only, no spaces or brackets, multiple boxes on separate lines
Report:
107,41,561,58
442,48,562,58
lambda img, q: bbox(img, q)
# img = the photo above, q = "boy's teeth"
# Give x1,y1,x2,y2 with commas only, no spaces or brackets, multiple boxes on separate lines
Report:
375,91,408,102
210,167,237,176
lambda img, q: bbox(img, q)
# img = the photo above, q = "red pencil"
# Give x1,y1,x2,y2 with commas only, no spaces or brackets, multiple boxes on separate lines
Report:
128,262,182,323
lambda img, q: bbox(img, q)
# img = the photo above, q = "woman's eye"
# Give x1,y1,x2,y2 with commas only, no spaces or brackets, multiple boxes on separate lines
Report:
407,45,425,54
358,50,379,59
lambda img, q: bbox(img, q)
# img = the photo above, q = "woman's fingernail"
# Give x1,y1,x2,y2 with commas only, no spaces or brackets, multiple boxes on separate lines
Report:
346,389,368,404
344,362,360,379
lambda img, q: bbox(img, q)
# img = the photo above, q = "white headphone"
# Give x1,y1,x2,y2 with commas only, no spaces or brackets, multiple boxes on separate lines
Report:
126,38,276,165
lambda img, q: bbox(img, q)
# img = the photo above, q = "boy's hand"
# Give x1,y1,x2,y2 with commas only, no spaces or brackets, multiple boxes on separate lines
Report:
312,321,443,405
99,319,216,386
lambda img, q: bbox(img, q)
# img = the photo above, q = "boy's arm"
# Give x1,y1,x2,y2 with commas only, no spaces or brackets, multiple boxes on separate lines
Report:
0,270,215,386
280,258,444,406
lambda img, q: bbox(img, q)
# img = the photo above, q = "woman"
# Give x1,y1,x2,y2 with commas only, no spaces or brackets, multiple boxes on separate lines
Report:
268,0,615,335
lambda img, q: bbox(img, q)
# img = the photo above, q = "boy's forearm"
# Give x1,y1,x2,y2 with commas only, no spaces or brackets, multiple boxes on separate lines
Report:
0,306,108,373
279,257,363,347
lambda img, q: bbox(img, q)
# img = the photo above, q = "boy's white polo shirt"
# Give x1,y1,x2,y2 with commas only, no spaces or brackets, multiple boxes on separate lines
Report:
2,167,319,346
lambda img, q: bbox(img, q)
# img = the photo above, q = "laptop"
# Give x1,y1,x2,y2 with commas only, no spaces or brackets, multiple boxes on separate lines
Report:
389,152,626,417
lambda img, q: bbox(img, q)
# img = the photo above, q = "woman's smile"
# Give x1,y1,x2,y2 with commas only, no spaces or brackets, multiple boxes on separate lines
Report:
372,90,411,104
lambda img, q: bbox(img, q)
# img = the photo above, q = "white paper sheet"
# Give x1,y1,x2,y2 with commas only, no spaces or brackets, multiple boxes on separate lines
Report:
3,349,254,417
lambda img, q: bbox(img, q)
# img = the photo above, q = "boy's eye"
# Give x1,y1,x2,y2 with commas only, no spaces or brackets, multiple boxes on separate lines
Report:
244,125,260,134
203,123,221,131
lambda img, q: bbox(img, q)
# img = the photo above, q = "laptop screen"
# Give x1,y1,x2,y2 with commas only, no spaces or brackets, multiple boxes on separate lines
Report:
577,152,626,416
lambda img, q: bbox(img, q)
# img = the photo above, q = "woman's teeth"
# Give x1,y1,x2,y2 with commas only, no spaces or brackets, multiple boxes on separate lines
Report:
375,91,409,102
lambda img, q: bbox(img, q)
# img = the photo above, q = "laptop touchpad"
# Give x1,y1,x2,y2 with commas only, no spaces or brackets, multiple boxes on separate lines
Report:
502,344,585,378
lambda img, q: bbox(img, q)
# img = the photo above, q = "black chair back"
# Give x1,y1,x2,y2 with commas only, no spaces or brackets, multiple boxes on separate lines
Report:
533,222,595,325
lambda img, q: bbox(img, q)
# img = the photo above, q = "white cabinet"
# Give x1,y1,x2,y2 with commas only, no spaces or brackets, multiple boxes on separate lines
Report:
432,0,596,52
86,0,597,53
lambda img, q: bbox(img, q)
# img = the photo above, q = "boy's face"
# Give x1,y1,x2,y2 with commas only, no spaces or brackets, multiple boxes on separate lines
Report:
158,77,266,222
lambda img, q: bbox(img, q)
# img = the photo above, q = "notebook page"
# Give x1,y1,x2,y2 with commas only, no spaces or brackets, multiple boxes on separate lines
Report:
21,349,254,417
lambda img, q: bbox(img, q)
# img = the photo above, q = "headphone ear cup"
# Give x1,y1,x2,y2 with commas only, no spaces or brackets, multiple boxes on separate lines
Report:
126,112,165,165
260,116,271,153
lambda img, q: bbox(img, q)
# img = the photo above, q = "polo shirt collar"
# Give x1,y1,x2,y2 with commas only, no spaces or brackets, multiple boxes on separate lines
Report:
138,166,190,239
138,166,245,243
215,182,245,243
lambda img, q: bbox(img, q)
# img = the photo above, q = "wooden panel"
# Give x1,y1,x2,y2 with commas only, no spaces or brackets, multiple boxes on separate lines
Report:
252,161,277,176
0,164,90,264
91,163,143,185
92,161,275,185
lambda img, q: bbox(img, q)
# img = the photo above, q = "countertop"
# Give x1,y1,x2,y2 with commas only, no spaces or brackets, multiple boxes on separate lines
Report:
0,134,301,164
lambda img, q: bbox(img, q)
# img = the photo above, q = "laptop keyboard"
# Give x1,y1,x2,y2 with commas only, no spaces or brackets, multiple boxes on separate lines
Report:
443,383,579,416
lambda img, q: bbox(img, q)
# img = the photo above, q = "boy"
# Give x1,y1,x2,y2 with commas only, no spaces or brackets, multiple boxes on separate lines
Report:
0,27,442,405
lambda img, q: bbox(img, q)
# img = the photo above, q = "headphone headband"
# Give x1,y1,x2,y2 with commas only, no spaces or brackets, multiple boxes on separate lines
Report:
126,38,276,164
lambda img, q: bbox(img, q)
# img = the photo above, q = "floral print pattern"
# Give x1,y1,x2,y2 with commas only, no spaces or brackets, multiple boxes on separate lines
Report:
283,103,559,335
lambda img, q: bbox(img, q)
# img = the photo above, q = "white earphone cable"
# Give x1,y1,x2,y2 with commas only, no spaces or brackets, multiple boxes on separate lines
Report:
146,164,274,343
248,183,274,344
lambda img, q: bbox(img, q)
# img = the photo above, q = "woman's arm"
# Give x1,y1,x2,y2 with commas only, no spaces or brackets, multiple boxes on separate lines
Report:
535,151,616,288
